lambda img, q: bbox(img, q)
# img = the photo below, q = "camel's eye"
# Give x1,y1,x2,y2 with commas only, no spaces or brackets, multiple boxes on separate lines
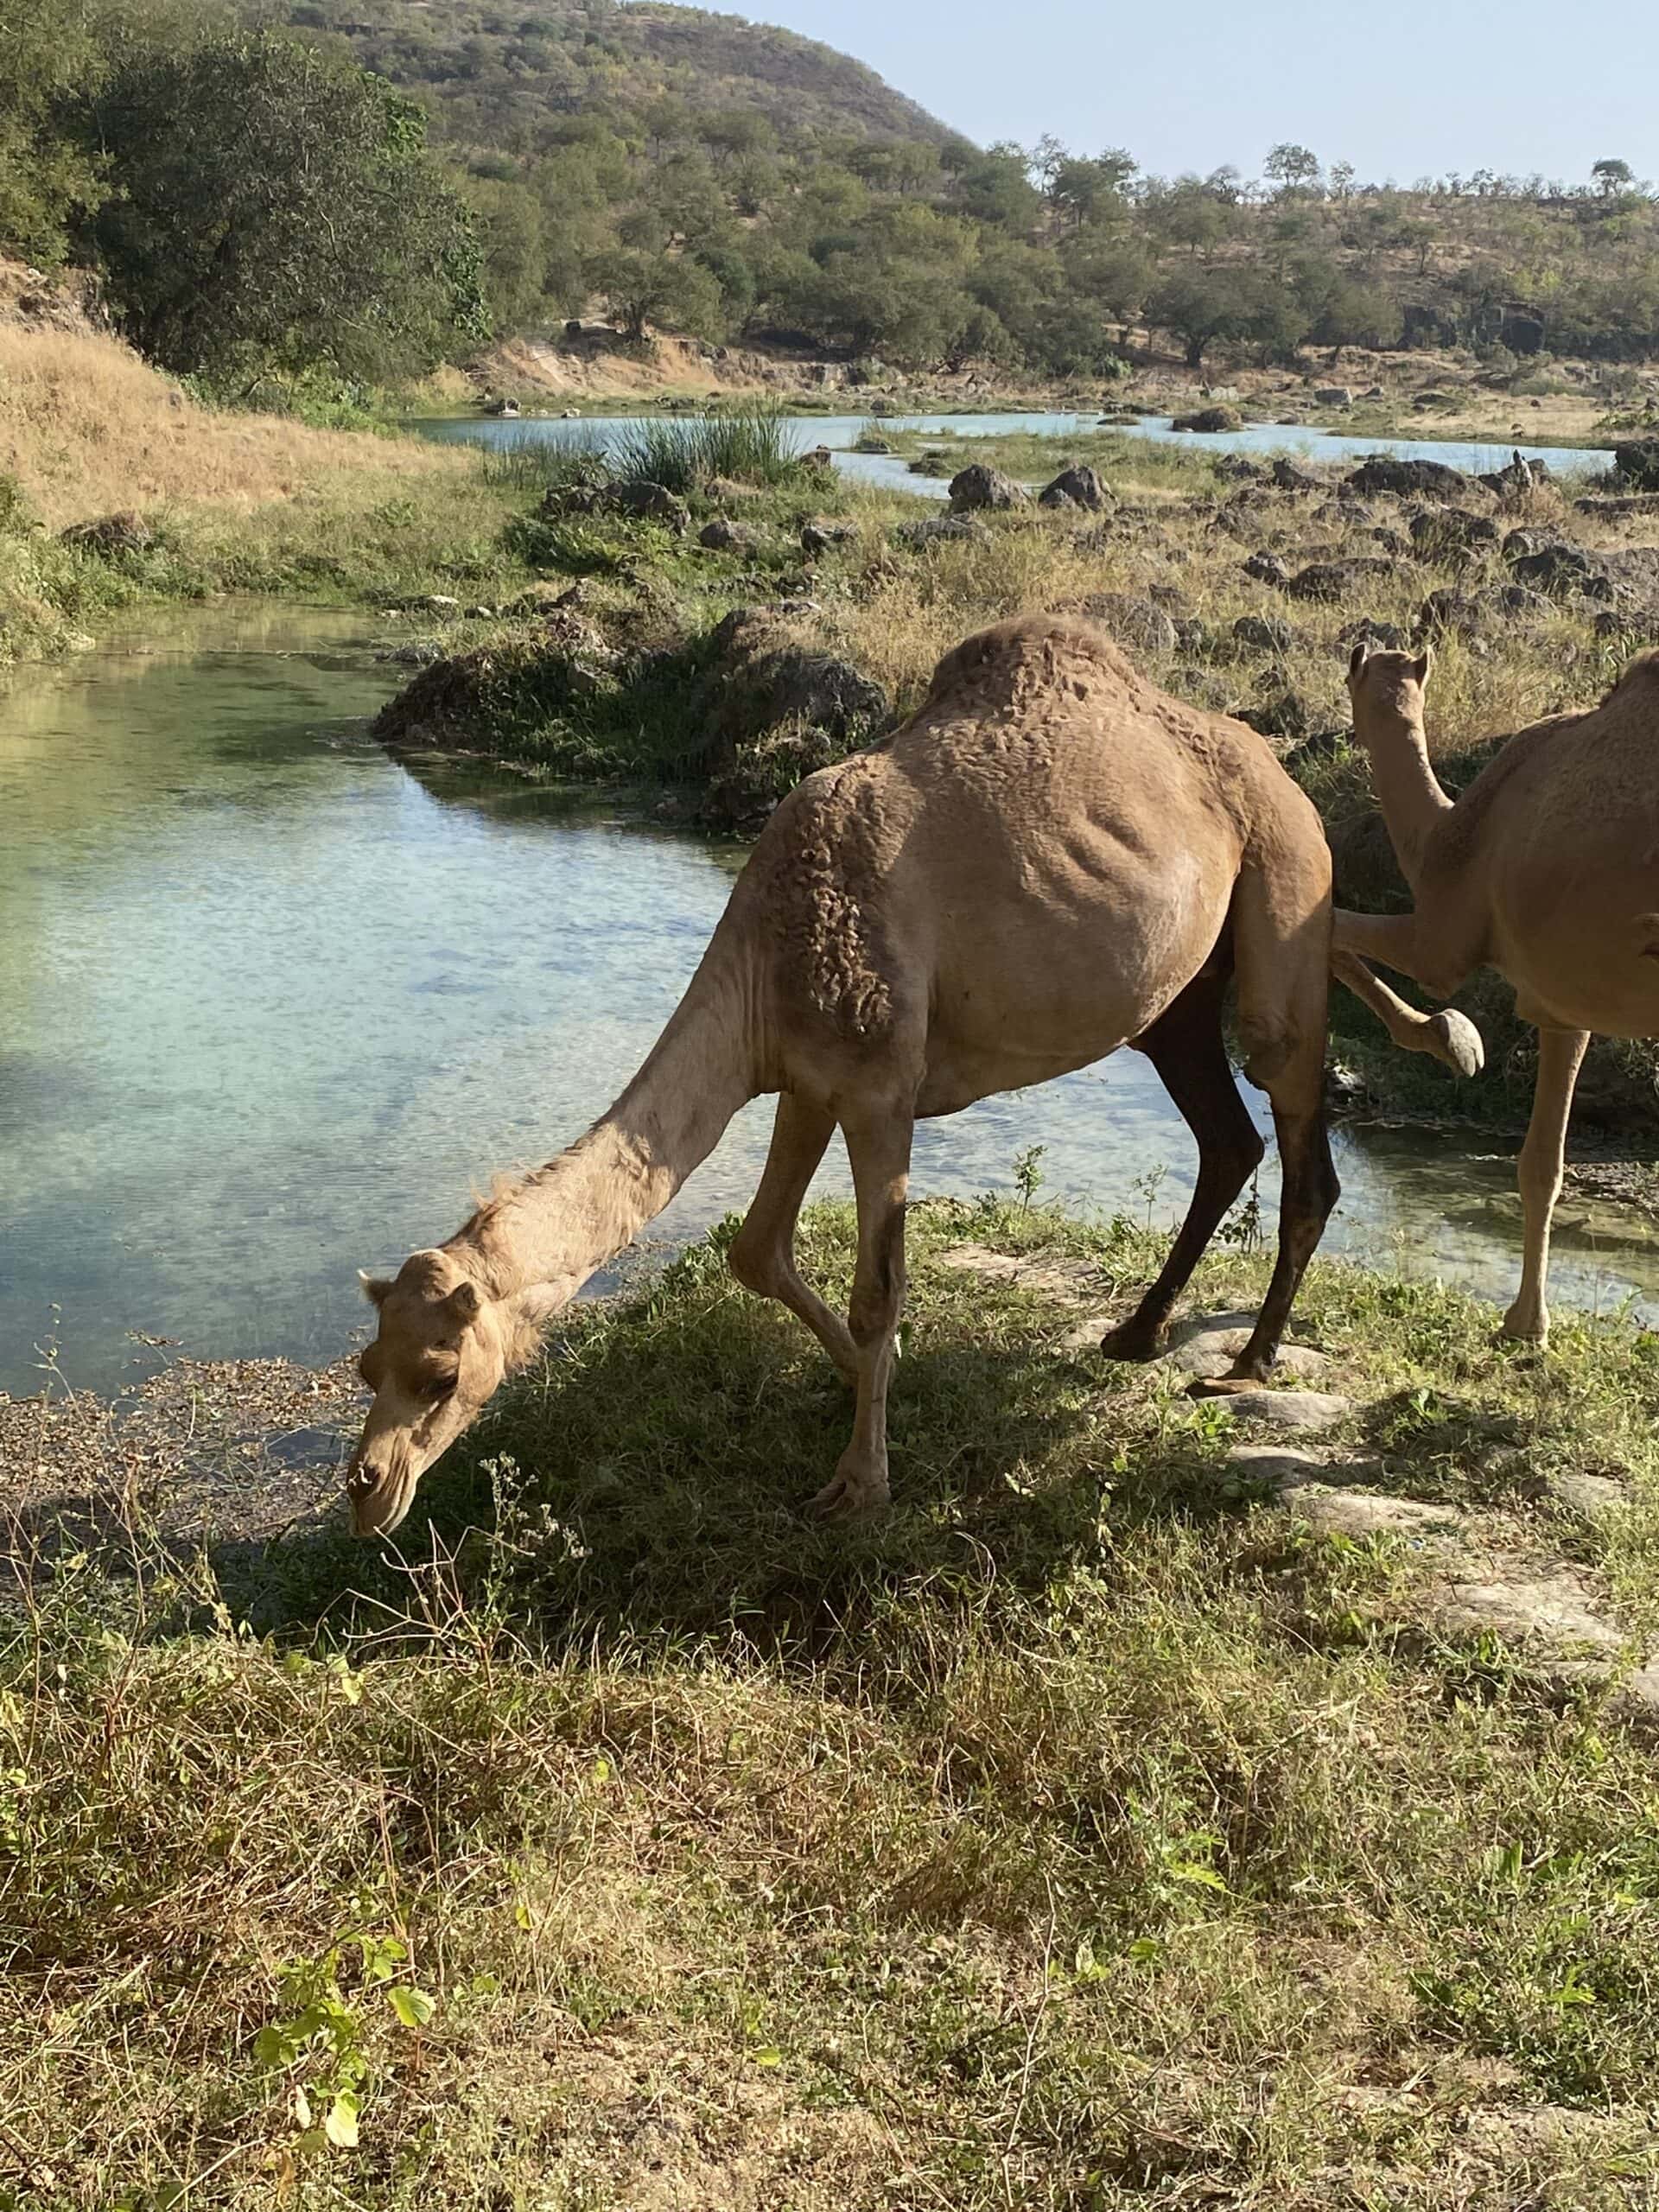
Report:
422,1372,458,1402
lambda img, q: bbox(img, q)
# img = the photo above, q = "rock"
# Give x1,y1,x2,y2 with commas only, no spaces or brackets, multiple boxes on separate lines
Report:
601,479,690,531
398,593,461,616
895,513,991,549
1613,438,1659,493
1338,616,1409,650
949,463,1029,512
1500,526,1555,563
1270,458,1320,492
1223,1390,1354,1433
800,518,856,557
1511,543,1612,600
1416,589,1488,641
1215,454,1263,481
1287,1487,1462,1538
1242,690,1317,741
1344,454,1471,499
1224,1445,1331,1491
463,606,497,621
1233,613,1294,653
1409,508,1501,559
375,640,446,668
855,435,893,454
1171,405,1243,433
1173,617,1216,655
58,511,153,556
1161,1313,1329,1382
1039,464,1111,512
1243,550,1292,588
503,581,584,617
698,518,763,553
1287,559,1393,603
1313,385,1354,406
1066,592,1178,653
1551,1470,1630,1517
1442,1567,1624,1653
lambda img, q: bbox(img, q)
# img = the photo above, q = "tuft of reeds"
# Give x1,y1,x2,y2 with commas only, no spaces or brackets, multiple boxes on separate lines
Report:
609,400,806,493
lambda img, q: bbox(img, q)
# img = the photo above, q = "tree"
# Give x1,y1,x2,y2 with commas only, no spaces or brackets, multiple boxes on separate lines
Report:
1151,264,1299,366
87,30,486,385
466,175,547,334
592,249,724,343
0,0,105,262
1264,143,1322,196
1592,157,1636,198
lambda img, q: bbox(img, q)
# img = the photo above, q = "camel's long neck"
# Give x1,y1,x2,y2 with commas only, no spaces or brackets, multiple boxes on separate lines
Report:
1357,713,1452,893
448,946,759,1312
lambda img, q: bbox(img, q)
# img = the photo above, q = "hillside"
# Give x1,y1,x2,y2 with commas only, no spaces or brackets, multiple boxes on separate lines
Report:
276,0,959,149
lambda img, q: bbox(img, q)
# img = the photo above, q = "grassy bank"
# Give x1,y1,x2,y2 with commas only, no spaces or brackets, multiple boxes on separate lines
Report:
9,1199,1659,2207
0,327,549,664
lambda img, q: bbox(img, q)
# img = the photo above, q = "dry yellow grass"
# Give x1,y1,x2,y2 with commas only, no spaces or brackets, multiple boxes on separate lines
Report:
0,327,461,528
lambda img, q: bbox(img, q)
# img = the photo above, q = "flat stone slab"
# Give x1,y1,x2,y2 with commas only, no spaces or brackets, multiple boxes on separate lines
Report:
1161,1312,1330,1382
1228,1445,1388,1493
1550,1470,1630,1517
1287,1486,1464,1541
1222,1389,1354,1433
1442,1567,1624,1653
936,1244,1096,1302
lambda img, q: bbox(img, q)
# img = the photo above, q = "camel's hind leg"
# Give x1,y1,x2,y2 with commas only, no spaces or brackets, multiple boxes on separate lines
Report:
728,1092,858,1382
1332,950,1484,1079
1100,968,1266,1363
1205,864,1342,1388
809,1103,913,1520
1502,1026,1590,1344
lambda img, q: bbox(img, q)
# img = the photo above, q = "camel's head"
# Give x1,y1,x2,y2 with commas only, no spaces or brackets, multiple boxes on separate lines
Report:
1346,640,1433,732
346,1249,511,1537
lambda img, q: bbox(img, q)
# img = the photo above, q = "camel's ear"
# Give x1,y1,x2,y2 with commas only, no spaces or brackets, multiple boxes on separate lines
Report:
1411,645,1434,683
1348,639,1371,681
359,1271,394,1308
443,1281,482,1327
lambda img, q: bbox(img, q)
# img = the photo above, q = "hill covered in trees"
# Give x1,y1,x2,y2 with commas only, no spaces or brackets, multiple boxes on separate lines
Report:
272,0,960,149
3,0,1657,402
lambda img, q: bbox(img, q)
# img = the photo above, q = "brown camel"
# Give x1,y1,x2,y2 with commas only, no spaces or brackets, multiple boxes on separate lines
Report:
346,615,1435,1538
1336,641,1659,1342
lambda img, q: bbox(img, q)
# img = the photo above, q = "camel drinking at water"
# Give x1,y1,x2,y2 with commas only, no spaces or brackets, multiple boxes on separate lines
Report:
1337,641,1659,1344
346,615,1450,1538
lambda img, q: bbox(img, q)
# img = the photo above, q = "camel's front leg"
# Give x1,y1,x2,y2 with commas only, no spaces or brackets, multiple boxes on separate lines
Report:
728,1092,858,1382
810,1105,912,1519
1332,950,1484,1079
1503,1027,1590,1344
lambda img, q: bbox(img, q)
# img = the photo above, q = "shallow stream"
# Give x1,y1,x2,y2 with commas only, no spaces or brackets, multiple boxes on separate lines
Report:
3,606,1657,1400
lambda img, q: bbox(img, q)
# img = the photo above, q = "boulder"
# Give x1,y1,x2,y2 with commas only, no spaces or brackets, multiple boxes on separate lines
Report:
1038,464,1111,512
698,518,763,553
896,513,992,549
58,511,153,556
1243,550,1292,588
1287,558,1394,602
1313,386,1354,406
1510,543,1612,600
800,518,857,557
1613,439,1659,493
601,479,690,531
1215,454,1264,482
1171,405,1243,433
948,463,1030,512
1337,616,1409,651
1271,458,1321,493
1064,593,1178,653
1408,508,1501,559
1233,613,1294,653
1344,454,1471,499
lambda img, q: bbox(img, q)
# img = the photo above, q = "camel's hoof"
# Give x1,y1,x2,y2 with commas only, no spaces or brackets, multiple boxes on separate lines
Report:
1500,1306,1548,1347
1432,1009,1485,1080
1188,1369,1272,1400
806,1471,891,1522
1098,1319,1162,1364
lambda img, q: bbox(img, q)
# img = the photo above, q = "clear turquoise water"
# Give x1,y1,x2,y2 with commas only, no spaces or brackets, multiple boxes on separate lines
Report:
3,606,1655,1399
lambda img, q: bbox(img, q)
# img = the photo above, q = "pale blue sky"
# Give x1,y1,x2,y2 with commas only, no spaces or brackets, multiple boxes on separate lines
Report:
748,0,1656,188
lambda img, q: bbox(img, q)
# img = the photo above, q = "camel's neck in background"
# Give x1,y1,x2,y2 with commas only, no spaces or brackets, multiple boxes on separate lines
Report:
1357,715,1452,891
448,950,758,1308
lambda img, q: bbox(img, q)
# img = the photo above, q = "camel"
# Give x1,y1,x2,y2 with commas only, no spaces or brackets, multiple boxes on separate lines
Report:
1336,640,1659,1343
345,615,1452,1539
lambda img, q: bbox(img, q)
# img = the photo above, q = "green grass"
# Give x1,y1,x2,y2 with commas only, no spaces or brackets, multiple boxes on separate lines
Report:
608,400,810,493
10,1200,1659,2206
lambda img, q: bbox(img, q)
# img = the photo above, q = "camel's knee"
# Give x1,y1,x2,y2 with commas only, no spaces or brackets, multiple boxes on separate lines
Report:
728,1228,787,1301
